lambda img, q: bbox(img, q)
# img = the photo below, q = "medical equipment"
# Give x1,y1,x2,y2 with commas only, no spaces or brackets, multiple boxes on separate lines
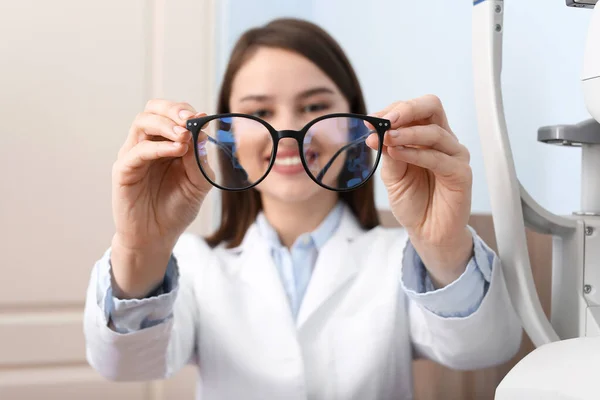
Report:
472,0,600,398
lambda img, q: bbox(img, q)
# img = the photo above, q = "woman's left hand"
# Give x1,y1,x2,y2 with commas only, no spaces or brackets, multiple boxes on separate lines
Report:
366,95,474,288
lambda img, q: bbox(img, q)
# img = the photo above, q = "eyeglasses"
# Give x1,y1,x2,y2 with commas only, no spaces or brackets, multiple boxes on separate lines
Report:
186,113,390,192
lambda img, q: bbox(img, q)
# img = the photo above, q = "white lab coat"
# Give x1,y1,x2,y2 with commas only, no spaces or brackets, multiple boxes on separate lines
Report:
84,206,522,400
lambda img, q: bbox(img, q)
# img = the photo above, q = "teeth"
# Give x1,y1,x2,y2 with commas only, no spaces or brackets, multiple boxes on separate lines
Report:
275,156,301,166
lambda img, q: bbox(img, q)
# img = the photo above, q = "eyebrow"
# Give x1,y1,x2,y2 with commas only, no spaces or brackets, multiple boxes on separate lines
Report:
238,87,336,103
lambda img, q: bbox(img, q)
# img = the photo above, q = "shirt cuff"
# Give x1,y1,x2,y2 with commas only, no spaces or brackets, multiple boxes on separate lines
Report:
98,250,180,334
401,226,494,318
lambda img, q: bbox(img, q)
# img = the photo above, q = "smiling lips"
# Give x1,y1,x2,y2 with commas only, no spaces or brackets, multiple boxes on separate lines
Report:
270,149,318,175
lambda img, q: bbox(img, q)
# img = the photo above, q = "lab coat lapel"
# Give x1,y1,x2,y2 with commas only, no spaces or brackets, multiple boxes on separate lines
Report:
235,224,295,326
296,206,364,329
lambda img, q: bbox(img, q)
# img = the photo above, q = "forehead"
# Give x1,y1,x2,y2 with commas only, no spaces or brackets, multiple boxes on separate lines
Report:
230,47,340,99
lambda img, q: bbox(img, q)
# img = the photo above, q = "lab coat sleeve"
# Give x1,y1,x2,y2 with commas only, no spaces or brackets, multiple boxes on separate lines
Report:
401,226,490,317
83,234,200,381
99,251,178,333
400,226,523,370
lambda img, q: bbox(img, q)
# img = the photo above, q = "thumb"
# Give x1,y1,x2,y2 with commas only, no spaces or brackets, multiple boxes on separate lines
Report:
365,132,379,150
365,133,408,184
182,130,215,192
380,146,408,185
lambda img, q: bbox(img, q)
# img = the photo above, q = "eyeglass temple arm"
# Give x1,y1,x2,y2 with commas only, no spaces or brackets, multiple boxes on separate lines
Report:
315,131,375,182
199,136,236,162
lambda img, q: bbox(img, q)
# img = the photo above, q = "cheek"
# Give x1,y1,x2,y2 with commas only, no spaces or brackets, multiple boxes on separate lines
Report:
235,132,272,159
307,119,349,148
256,172,324,201
305,125,349,169
233,133,274,183
305,119,374,189
230,118,273,160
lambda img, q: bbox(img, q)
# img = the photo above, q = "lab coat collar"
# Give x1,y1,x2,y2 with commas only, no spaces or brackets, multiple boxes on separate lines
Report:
254,202,344,251
231,203,365,329
237,202,363,252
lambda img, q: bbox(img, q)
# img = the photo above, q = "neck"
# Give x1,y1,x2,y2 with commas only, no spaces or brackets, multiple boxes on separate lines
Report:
261,192,339,248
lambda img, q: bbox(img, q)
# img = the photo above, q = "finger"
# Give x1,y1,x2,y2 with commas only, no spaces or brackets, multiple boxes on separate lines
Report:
191,131,210,169
188,112,209,130
134,112,192,143
385,146,462,178
366,132,379,150
119,113,190,158
144,99,197,126
384,125,466,158
370,100,402,120
371,95,452,133
118,140,188,181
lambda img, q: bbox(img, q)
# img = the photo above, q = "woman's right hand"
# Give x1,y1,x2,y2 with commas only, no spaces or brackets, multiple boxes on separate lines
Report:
109,99,213,298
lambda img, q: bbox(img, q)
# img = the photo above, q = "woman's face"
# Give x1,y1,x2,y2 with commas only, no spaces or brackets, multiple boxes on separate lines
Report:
228,47,351,203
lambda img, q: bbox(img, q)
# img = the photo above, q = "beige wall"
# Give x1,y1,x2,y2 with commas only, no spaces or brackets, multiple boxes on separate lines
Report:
0,1,216,398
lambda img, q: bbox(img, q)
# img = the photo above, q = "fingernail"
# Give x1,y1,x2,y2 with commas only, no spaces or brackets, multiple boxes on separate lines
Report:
389,129,399,138
383,110,398,122
173,125,188,136
179,110,194,120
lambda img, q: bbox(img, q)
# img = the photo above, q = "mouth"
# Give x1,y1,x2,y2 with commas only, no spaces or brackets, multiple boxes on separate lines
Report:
274,155,302,167
268,150,319,175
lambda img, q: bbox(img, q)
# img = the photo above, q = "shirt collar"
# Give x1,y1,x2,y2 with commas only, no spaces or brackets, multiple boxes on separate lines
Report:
256,202,344,250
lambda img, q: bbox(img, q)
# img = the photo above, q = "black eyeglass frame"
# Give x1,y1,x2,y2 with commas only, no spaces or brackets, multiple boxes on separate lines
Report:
186,112,390,192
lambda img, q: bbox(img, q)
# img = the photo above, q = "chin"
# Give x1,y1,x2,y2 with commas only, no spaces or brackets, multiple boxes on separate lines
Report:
256,175,329,204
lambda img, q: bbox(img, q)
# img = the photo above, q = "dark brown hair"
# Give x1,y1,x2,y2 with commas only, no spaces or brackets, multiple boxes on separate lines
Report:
205,18,380,248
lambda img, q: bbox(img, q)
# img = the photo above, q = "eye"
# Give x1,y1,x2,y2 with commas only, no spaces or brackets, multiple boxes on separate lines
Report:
302,103,330,113
250,109,272,119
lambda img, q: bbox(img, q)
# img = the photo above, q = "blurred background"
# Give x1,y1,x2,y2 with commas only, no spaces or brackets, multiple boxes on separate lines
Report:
0,0,592,398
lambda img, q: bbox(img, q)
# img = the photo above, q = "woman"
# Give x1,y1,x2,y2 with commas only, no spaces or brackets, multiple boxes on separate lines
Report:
84,18,522,399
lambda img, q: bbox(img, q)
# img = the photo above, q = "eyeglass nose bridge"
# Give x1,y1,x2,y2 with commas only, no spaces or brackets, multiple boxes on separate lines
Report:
275,129,304,144
276,129,302,139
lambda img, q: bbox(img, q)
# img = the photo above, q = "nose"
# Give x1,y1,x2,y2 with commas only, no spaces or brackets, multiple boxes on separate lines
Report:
270,112,305,149
269,111,304,133
277,137,299,149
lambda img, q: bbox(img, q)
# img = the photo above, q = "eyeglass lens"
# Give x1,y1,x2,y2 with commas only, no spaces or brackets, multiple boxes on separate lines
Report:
196,115,376,191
